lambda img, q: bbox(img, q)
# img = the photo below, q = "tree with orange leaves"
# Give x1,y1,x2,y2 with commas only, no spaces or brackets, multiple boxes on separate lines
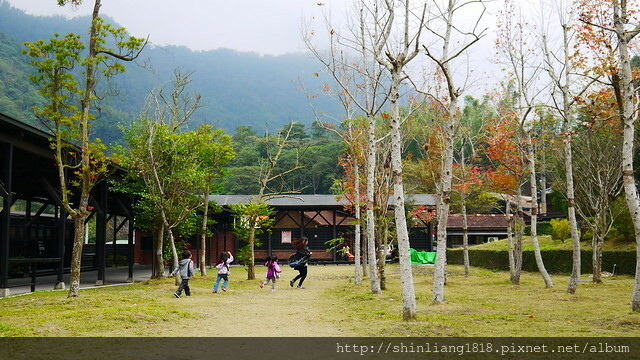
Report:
484,95,528,285
495,0,554,289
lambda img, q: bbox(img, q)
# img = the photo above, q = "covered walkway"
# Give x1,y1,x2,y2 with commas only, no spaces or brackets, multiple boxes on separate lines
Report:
4,264,152,297
1,111,135,297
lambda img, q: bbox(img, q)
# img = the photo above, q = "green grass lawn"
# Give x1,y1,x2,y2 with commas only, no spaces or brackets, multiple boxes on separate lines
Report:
1,263,639,337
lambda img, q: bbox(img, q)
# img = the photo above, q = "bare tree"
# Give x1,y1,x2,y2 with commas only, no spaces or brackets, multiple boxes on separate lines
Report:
303,1,391,290
572,117,623,283
496,0,553,288
578,0,640,310
371,0,429,320
421,0,487,302
236,123,306,280
542,7,584,294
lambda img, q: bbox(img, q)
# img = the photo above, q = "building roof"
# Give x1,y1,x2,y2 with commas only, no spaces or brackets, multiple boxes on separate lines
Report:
208,194,437,210
208,194,349,209
0,111,130,216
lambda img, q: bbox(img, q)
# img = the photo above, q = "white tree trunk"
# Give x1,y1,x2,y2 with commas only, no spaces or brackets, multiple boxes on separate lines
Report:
462,201,470,277
200,186,210,276
512,191,525,285
613,0,640,311
389,71,415,319
526,130,553,288
506,198,516,282
366,115,381,294
460,148,470,277
565,136,581,293
433,96,457,304
354,161,363,285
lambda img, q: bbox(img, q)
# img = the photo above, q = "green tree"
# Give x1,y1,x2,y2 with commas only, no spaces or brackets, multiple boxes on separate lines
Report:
24,0,145,297
118,71,209,279
232,122,304,280
196,125,235,276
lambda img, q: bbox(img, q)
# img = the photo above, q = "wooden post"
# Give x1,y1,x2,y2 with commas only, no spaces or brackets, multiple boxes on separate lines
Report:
0,143,13,297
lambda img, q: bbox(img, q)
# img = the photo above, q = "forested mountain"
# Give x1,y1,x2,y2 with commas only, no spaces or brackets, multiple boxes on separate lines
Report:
0,1,343,144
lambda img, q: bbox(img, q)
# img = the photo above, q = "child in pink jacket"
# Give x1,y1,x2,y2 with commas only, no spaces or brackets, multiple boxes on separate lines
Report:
259,256,282,291
212,251,233,293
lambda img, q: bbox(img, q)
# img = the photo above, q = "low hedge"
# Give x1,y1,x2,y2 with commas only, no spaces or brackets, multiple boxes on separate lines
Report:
448,249,636,275
524,221,552,236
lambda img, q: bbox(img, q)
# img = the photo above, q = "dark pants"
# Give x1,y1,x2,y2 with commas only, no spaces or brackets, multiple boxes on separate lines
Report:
176,278,190,296
292,266,308,286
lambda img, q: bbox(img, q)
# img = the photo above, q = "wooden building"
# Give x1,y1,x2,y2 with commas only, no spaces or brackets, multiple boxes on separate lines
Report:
0,112,135,297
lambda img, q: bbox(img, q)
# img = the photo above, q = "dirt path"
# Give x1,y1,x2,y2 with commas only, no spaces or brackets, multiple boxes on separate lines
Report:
176,265,358,337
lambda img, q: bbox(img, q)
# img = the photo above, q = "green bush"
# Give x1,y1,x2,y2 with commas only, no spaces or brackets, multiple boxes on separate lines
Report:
550,218,571,242
525,221,552,236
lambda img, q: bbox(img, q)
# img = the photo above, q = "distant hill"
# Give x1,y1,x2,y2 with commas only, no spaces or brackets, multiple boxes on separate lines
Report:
0,1,343,144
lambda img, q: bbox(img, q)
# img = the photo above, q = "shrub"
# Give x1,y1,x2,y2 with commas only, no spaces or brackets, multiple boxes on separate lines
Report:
550,218,571,242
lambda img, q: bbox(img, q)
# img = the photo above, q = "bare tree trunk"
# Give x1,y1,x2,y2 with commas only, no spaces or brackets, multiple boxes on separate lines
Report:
526,130,553,288
366,115,380,293
612,0,640,311
460,148,470,277
512,191,525,285
166,225,180,286
354,208,363,286
248,225,256,280
507,199,517,283
68,217,86,296
539,154,547,215
462,200,470,277
563,83,581,292
423,0,486,303
354,161,363,285
433,97,457,304
592,232,604,283
389,70,416,319
566,161,581,293
154,226,165,279
541,13,581,294
199,186,210,276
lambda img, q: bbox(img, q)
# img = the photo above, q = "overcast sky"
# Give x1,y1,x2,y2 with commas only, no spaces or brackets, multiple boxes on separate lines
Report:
5,0,514,96
5,0,350,55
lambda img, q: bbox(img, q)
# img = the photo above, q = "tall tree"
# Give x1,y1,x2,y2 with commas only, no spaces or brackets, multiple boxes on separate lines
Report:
421,0,487,303
120,71,204,279
24,0,145,296
303,0,392,291
539,0,598,294
372,0,428,320
485,93,526,285
496,0,553,288
578,0,640,311
571,96,623,283
195,126,235,276
543,15,583,293
234,123,305,280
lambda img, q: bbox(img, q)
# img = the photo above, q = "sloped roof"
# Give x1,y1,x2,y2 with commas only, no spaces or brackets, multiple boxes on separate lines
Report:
208,194,436,209
208,194,349,209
